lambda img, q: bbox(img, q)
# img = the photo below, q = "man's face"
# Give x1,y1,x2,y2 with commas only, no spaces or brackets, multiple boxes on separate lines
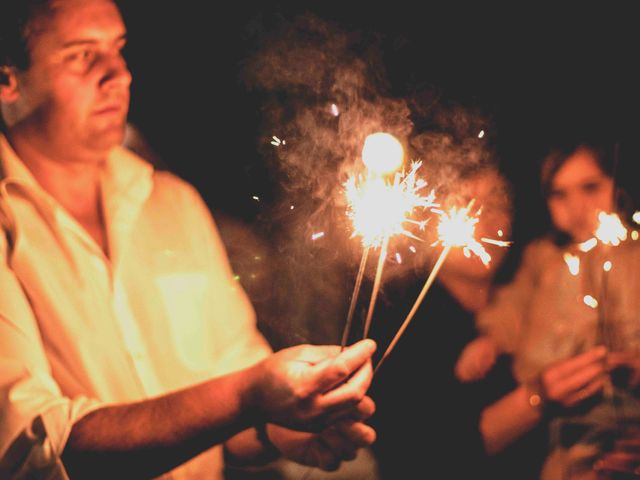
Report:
12,0,131,163
547,149,614,243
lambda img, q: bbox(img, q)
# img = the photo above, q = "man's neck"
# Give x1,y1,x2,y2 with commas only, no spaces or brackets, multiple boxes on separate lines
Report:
7,131,109,255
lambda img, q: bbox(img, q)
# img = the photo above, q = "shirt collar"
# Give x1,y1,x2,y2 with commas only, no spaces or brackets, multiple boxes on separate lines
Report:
0,132,155,217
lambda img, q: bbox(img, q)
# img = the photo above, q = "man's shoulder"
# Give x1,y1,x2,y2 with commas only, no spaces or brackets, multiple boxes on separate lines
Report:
114,145,198,195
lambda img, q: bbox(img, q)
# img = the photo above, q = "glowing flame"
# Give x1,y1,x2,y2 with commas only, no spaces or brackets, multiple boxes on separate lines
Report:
633,211,640,224
345,161,437,248
330,103,340,116
603,260,612,272
595,211,628,246
311,232,325,241
632,231,639,241
563,252,580,276
478,130,485,138
361,132,404,174
432,202,509,266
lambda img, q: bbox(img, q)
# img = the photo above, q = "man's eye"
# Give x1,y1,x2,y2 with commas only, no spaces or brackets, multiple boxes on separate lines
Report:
65,49,95,68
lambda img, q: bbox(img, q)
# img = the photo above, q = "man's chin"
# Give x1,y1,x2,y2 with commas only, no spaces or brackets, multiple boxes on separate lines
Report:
89,124,127,151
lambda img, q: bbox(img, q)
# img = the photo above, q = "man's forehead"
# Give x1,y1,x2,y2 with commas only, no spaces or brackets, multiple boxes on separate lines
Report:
30,0,125,47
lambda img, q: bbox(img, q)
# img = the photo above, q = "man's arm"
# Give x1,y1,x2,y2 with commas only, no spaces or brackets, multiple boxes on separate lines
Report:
61,341,376,479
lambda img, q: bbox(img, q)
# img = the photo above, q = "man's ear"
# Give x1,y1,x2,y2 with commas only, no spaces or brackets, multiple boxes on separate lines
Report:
0,67,19,103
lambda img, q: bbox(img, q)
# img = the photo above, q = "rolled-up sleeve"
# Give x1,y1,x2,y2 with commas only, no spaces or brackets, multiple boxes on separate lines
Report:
0,236,101,478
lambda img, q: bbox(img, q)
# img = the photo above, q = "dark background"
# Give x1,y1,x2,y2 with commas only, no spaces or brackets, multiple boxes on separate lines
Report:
119,2,640,226
116,2,640,345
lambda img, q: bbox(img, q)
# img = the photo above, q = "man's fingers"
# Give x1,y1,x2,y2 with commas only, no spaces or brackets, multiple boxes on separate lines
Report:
322,396,376,427
320,427,358,463
312,432,343,471
334,420,377,447
307,340,376,394
315,360,373,410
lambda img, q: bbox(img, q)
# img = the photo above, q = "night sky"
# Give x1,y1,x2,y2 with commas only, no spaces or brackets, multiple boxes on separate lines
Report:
116,2,640,345
120,2,640,218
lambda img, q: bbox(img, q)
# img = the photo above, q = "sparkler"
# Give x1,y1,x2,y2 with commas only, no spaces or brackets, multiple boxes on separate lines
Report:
340,133,437,347
374,200,510,374
592,212,628,350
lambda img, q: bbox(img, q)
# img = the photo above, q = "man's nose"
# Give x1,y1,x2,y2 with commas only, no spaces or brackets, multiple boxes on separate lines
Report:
101,53,132,90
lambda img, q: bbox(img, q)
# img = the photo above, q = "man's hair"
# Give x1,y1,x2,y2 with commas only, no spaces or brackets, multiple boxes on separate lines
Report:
0,0,56,73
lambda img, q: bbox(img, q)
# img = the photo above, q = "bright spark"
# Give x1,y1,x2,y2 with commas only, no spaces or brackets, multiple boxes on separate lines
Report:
583,295,599,309
361,132,404,174
578,237,598,252
270,135,283,146
563,252,580,276
345,161,437,248
595,211,627,246
432,202,509,266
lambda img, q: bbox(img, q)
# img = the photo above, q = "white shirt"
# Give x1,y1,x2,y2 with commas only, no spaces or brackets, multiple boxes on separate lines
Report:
0,135,271,479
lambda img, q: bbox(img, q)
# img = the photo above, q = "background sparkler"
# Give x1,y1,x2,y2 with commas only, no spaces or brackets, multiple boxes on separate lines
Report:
374,200,510,374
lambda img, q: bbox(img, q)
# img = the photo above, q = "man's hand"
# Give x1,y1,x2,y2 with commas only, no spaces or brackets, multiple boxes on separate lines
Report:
265,396,376,471
244,339,376,431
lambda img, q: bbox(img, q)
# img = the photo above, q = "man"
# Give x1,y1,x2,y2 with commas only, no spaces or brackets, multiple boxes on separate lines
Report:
0,0,376,478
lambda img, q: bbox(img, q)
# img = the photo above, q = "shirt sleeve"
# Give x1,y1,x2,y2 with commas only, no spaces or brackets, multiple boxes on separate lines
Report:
182,182,273,373
0,225,102,478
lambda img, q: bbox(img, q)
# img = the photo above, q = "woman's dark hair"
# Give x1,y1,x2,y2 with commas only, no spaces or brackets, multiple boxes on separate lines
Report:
539,139,614,200
539,136,633,245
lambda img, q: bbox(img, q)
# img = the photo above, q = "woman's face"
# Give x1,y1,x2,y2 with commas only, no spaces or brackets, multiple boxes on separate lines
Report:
547,148,614,242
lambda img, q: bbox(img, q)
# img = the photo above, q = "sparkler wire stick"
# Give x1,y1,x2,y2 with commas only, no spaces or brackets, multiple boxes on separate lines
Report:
340,246,370,349
362,235,390,339
599,143,621,412
374,244,451,375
